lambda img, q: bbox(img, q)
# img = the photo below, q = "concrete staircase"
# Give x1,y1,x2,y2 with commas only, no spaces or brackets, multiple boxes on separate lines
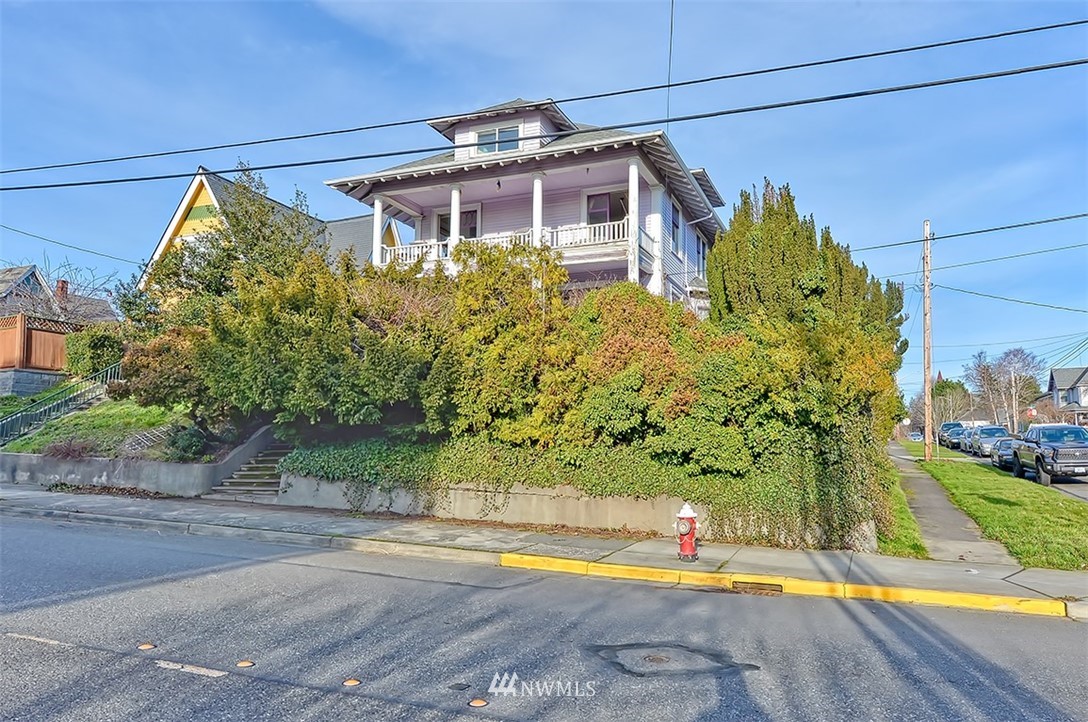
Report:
202,442,292,504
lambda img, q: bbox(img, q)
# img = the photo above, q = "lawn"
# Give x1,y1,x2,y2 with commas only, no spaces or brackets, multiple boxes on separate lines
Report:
919,460,1088,571
3,399,185,457
877,471,928,559
898,439,974,460
0,381,76,417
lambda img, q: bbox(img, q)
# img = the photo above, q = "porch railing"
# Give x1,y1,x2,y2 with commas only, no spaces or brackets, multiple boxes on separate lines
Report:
546,219,628,248
0,361,122,446
379,219,633,266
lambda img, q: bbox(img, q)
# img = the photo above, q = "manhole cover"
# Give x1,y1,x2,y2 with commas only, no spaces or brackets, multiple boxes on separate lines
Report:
588,643,759,678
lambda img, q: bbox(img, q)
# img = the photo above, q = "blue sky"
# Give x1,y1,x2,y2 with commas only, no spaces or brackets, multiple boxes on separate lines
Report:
1,1,1085,397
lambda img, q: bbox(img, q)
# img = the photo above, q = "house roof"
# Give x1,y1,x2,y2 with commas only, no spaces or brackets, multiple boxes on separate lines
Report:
327,121,726,240
324,215,377,264
427,98,577,140
0,264,117,324
1050,367,1088,391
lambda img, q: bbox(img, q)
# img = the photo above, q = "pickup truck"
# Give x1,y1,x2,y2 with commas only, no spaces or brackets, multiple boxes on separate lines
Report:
1010,424,1088,486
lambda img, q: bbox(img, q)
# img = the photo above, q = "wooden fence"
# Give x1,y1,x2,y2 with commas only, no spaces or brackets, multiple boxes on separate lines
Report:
0,313,81,372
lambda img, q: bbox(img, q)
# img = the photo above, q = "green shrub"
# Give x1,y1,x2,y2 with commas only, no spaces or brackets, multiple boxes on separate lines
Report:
66,325,124,377
164,424,208,462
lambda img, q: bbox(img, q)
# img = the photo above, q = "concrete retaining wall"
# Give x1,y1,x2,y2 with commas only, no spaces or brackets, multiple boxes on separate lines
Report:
0,369,67,397
0,425,275,497
279,475,700,536
278,476,879,550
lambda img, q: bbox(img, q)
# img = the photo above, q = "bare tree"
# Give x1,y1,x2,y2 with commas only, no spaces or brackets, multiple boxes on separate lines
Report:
995,347,1043,430
963,351,1001,424
1,254,117,322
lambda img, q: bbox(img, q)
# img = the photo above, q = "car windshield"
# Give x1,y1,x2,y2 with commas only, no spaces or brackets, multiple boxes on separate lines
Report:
980,428,1008,438
949,430,963,437
1038,427,1088,443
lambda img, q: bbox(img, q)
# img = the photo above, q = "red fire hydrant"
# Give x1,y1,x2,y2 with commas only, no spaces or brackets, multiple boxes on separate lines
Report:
675,503,698,562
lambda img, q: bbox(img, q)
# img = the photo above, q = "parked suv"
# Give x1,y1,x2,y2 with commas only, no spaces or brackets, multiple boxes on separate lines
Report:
970,426,1010,457
1011,424,1088,486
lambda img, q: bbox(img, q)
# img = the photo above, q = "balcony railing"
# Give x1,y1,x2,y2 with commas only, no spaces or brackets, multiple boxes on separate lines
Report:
379,219,633,266
546,219,628,248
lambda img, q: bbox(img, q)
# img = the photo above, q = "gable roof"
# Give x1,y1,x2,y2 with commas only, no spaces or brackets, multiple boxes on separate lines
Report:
142,167,324,287
1051,367,1088,391
427,98,577,140
0,264,116,324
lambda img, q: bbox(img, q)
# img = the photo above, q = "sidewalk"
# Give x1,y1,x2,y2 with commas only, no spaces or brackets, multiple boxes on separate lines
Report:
888,442,1017,566
2,482,1085,620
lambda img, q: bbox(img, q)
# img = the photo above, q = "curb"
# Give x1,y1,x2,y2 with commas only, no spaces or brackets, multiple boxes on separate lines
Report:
3,505,1077,620
0,505,496,566
499,552,1074,619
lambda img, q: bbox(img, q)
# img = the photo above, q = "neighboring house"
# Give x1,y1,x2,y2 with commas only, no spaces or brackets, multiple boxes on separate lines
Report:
325,98,726,315
142,167,400,287
1048,366,1088,425
0,265,118,397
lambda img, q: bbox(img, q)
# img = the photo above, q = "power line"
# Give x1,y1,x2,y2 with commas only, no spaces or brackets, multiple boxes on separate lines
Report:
6,19,1085,176
934,284,1088,313
0,224,144,266
852,212,1088,252
884,242,1088,277
4,57,1086,193
934,331,1086,348
1049,336,1088,368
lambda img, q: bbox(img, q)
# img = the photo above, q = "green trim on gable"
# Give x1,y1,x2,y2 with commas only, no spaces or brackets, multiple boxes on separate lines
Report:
185,204,217,221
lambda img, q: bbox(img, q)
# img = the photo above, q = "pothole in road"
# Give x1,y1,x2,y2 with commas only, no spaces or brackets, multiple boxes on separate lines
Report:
588,643,759,678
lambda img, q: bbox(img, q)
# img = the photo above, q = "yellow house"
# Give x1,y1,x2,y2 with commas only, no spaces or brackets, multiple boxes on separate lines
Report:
143,167,399,286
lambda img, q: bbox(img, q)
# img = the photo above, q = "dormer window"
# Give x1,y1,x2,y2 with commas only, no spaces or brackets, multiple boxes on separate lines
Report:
476,124,520,154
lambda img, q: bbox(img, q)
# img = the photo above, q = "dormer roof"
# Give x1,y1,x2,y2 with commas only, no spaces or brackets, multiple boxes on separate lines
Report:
427,98,577,140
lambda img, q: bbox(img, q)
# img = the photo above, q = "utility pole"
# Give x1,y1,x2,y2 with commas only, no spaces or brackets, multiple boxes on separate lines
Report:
923,219,933,462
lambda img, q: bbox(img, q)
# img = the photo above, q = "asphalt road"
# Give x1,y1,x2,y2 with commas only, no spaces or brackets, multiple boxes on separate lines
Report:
1,517,1086,722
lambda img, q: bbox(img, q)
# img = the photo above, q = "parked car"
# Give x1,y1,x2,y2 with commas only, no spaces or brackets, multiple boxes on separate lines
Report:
938,421,964,447
970,425,1010,457
960,427,980,453
909,431,924,442
1010,424,1088,486
946,428,967,450
990,438,1015,470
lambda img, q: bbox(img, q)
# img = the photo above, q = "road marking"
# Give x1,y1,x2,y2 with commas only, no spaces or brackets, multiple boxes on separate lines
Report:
4,633,74,648
154,660,228,678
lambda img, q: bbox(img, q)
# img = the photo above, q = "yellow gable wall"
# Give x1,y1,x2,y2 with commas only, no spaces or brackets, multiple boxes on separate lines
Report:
175,183,221,239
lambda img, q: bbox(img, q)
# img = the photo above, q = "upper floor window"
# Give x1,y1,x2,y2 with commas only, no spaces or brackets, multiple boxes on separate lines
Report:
696,235,707,276
477,125,520,154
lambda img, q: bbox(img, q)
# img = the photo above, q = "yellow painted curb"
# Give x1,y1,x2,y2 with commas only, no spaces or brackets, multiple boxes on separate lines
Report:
497,553,1069,618
844,584,1068,617
500,553,589,575
586,562,680,584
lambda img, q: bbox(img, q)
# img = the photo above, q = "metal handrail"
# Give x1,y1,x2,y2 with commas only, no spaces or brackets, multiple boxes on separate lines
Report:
0,362,122,446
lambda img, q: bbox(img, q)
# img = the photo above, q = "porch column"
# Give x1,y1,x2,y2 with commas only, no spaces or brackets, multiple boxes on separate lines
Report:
448,184,462,260
371,195,384,265
649,185,664,295
627,158,640,282
531,172,544,246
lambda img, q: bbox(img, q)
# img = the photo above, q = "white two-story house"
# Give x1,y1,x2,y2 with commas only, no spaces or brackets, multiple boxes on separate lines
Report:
326,98,725,314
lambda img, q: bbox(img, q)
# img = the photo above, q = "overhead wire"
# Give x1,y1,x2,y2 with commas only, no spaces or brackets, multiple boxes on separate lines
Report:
5,19,1085,175
4,58,1086,192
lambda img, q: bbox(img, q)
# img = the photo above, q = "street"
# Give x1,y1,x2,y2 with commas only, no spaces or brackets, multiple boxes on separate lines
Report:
2,518,1086,721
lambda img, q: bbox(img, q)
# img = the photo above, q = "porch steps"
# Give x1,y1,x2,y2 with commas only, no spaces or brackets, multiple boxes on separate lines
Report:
201,443,292,504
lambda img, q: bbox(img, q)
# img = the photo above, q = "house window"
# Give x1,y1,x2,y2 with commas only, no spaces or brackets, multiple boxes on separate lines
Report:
696,236,707,276
586,191,628,225
437,210,479,243
671,203,682,256
476,126,519,154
